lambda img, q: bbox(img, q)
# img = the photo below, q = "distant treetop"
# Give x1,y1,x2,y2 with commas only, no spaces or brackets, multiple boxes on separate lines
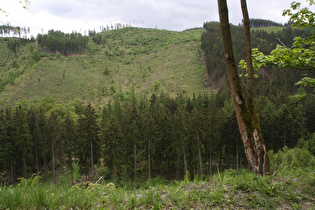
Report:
248,19,283,28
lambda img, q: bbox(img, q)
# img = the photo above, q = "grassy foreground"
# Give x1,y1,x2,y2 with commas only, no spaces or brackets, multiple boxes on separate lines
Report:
1,168,314,209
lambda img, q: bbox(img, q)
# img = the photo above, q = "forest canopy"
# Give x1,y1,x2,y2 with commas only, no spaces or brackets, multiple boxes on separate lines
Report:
36,30,89,55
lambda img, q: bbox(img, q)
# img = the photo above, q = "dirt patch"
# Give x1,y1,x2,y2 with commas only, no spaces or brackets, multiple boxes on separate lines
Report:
204,71,226,91
199,50,206,64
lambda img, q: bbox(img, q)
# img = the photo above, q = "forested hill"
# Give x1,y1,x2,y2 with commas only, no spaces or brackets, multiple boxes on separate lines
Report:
201,21,315,95
201,21,315,152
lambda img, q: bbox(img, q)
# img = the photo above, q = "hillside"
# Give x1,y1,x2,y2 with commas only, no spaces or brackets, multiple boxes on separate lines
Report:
0,27,206,107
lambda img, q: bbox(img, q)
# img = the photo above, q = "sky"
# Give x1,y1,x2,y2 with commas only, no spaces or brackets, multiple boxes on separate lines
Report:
0,0,301,37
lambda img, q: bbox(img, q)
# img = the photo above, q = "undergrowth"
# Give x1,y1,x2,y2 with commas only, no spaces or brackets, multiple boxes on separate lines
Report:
1,167,314,209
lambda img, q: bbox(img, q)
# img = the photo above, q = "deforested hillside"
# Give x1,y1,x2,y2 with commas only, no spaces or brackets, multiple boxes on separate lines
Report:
0,27,206,106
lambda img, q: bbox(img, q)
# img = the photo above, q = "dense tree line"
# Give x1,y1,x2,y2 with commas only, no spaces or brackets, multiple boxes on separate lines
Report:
0,89,313,185
249,19,283,28
5,37,35,55
36,30,89,55
0,25,32,39
201,21,315,94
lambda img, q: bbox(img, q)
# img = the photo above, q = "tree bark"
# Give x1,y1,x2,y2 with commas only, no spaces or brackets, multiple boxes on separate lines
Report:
217,0,271,175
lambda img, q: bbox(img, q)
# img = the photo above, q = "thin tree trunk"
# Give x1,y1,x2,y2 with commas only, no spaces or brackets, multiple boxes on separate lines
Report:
148,137,151,186
90,140,94,181
134,142,137,189
160,156,163,177
52,139,56,185
217,0,271,175
63,152,69,188
196,131,203,177
35,148,39,174
209,147,212,175
71,159,74,185
236,143,239,170
44,154,47,181
181,134,187,175
22,156,27,178
10,157,14,184
113,161,116,186
176,159,179,180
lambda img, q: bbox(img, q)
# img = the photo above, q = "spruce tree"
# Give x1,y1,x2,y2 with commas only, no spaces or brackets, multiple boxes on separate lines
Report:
13,105,32,179
102,117,123,185
77,104,101,181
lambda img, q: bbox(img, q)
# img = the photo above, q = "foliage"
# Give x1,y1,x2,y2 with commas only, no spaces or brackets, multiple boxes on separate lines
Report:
0,165,314,209
238,0,315,90
282,0,315,29
268,146,315,172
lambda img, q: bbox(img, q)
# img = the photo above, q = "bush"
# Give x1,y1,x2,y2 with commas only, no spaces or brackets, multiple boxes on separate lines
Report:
268,146,315,171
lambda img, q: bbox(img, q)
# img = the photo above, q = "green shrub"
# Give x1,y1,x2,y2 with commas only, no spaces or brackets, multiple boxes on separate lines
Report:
268,146,315,172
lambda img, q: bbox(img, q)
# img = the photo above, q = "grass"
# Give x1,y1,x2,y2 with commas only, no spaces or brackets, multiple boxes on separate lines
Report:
1,168,314,209
0,27,207,107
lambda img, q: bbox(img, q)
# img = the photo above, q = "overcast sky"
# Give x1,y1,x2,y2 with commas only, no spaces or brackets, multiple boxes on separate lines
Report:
0,0,300,36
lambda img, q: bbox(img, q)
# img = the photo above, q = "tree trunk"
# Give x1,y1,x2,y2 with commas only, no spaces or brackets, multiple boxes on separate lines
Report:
70,158,74,186
90,140,94,181
63,152,69,188
217,0,271,175
209,147,212,175
196,131,203,177
113,161,116,186
10,157,14,184
44,154,47,181
22,156,27,179
134,142,137,189
181,134,187,175
148,137,151,186
236,143,239,170
52,139,56,185
35,147,39,174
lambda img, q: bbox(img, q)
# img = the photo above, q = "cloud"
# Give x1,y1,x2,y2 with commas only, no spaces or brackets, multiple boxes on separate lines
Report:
2,0,294,36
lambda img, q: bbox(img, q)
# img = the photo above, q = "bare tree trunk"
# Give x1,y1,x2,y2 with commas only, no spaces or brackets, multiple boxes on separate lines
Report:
22,156,27,178
209,147,212,175
176,159,179,180
35,148,39,174
181,134,187,175
134,142,137,189
62,152,69,188
217,0,271,175
148,137,151,186
10,157,14,184
236,144,239,170
44,154,47,181
196,131,203,177
90,140,94,181
113,162,116,186
240,0,271,175
52,139,56,185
